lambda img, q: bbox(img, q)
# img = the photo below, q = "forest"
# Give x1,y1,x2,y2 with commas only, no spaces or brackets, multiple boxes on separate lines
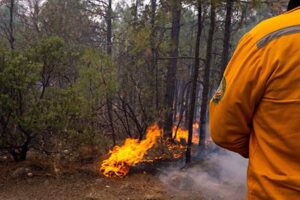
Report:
0,0,288,199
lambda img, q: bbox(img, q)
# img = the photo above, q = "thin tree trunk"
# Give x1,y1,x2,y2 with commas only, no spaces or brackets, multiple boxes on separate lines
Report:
106,0,116,145
133,0,140,27
9,0,15,50
177,80,185,125
150,0,159,110
173,81,178,123
107,0,112,55
199,0,216,148
184,85,190,128
220,0,234,81
186,2,202,163
184,23,195,129
163,0,181,138
150,0,157,52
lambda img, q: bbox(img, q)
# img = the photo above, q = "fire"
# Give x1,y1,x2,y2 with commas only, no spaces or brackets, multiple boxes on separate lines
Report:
172,122,199,144
100,122,200,178
100,124,162,177
193,122,199,129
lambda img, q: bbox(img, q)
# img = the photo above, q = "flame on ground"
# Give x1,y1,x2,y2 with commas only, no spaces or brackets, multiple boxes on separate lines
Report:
100,122,200,178
100,124,162,177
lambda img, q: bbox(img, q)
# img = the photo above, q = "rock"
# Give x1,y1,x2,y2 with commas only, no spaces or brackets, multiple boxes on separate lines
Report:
63,149,70,155
12,167,33,178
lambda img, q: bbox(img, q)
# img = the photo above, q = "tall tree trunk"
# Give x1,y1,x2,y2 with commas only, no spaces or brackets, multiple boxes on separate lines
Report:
184,85,190,128
199,0,216,148
133,0,140,27
186,2,202,163
9,0,15,50
150,0,156,47
184,22,196,128
107,0,112,55
163,0,181,138
106,0,116,145
220,0,234,81
150,0,159,110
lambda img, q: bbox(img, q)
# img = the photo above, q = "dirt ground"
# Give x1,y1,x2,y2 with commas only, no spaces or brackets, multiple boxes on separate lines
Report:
1,173,179,200
0,155,246,200
0,163,196,200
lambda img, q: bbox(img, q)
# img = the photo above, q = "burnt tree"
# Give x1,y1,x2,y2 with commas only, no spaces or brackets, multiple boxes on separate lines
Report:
163,0,181,138
186,1,202,163
199,0,216,148
220,0,234,80
150,0,159,110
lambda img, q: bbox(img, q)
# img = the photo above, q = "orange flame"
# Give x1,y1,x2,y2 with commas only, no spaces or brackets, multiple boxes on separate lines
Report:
172,122,199,144
193,122,199,130
100,122,200,177
100,124,162,177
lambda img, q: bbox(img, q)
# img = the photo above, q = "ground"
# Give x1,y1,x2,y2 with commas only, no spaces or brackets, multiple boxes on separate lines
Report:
0,162,193,200
0,153,246,200
1,173,178,200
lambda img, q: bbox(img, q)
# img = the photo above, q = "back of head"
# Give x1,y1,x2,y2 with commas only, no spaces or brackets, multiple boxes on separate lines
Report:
288,0,300,11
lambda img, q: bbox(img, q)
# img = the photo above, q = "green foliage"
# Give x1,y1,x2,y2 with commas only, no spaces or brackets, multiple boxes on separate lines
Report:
0,50,41,117
0,49,41,153
78,48,118,100
27,37,65,64
0,36,117,157
39,0,92,43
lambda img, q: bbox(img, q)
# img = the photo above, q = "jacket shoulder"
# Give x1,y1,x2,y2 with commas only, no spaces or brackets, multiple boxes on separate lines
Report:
247,9,300,48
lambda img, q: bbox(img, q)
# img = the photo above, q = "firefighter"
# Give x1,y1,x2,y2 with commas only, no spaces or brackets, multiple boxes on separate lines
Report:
209,0,300,199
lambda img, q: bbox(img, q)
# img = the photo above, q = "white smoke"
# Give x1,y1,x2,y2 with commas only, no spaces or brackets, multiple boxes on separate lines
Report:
159,151,248,200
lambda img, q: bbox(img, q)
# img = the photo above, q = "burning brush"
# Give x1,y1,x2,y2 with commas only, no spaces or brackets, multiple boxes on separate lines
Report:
100,123,200,178
100,124,162,177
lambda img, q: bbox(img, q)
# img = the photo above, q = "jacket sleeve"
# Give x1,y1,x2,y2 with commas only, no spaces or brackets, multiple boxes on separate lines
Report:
209,32,268,158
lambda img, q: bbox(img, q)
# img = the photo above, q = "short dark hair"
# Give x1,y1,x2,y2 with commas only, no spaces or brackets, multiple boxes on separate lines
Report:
288,0,300,11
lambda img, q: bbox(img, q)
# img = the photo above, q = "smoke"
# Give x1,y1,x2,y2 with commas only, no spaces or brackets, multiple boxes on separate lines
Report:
159,150,248,200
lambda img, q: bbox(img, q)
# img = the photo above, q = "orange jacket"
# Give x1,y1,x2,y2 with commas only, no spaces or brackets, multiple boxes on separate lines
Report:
210,8,300,199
